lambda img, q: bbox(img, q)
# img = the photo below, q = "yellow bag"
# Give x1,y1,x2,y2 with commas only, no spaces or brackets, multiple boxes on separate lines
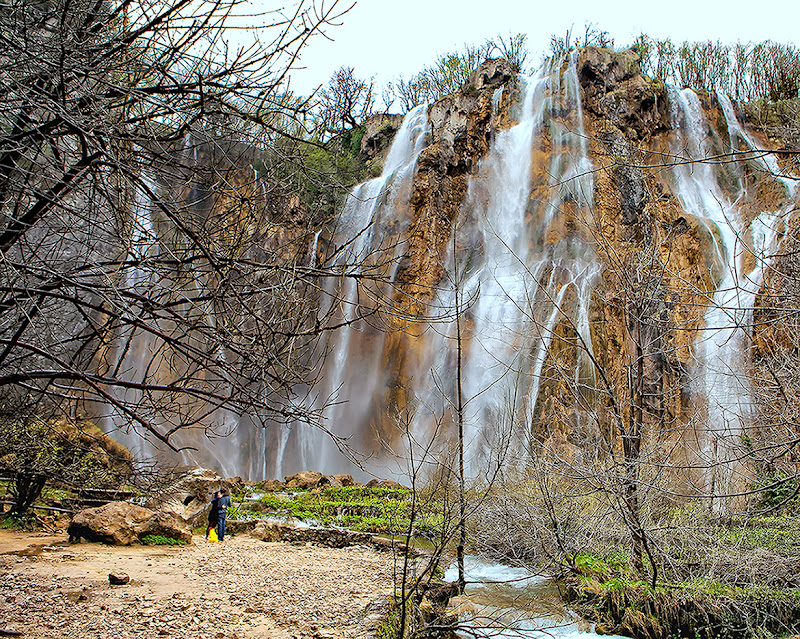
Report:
208,528,219,542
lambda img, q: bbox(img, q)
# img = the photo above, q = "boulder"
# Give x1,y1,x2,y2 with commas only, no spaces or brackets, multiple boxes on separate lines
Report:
258,479,285,492
226,519,257,535
328,474,355,487
146,467,242,526
250,520,283,542
68,501,192,545
108,572,130,585
284,471,329,490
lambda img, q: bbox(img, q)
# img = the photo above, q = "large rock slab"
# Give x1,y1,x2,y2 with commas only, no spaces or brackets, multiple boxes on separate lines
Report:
249,521,373,548
68,501,192,545
147,467,245,526
284,471,329,490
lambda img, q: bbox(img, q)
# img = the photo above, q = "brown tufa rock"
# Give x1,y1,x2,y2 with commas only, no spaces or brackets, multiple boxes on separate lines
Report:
147,468,245,527
108,572,130,585
577,46,669,140
327,474,355,487
250,520,284,542
360,113,404,161
284,471,329,490
68,501,192,546
259,479,285,492
365,479,406,490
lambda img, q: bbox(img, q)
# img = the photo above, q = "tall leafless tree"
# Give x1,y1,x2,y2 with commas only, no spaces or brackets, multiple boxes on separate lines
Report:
0,0,353,456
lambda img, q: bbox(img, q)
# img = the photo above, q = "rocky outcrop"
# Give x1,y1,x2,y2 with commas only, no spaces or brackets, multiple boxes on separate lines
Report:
399,58,515,309
373,59,515,447
284,470,329,489
360,113,404,161
578,46,669,140
249,520,422,555
146,467,244,527
68,501,192,545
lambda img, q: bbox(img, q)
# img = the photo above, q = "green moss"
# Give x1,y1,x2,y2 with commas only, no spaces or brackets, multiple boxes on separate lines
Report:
245,485,443,537
0,512,39,530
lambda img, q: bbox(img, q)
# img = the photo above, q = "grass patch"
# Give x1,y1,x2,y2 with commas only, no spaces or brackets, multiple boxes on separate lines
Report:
141,534,187,546
239,486,443,537
0,512,40,531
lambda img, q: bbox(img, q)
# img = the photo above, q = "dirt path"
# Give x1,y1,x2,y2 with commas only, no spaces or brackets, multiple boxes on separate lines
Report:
0,529,396,639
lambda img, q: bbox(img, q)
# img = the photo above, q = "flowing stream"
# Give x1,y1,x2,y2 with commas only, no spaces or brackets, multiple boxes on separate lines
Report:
444,557,625,639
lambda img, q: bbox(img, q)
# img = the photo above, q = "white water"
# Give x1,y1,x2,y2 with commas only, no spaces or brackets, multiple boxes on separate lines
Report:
106,60,799,490
398,55,599,476
270,105,430,477
669,88,795,504
444,557,626,639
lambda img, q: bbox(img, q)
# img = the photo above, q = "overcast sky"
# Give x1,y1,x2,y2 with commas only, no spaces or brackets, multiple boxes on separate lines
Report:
266,0,799,97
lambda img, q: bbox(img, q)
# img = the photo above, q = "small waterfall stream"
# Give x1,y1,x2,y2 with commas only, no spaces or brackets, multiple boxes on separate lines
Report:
400,56,600,475
271,105,431,476
668,88,796,503
444,557,626,639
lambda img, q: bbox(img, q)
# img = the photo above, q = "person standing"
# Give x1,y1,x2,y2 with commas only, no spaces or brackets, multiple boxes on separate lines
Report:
206,491,221,541
216,488,232,541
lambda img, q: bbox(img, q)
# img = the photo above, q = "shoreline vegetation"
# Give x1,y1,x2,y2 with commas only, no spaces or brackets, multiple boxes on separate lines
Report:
6,472,800,638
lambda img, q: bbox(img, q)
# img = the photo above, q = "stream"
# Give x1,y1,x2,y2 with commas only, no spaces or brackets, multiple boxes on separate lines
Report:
444,557,624,639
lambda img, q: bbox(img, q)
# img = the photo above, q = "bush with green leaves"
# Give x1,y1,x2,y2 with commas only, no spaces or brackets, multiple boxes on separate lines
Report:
0,418,132,514
141,534,187,546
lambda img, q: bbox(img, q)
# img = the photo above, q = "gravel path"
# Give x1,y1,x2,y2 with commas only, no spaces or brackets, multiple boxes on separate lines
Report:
0,530,396,639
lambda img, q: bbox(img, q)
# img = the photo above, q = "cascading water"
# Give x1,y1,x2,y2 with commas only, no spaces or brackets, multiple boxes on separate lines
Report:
104,50,799,492
389,55,601,477
668,88,796,503
269,105,430,477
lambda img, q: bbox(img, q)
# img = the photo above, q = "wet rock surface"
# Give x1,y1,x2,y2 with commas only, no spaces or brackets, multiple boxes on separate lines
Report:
0,530,394,639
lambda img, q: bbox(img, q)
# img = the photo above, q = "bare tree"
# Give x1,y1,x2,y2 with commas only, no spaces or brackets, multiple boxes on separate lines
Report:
0,0,352,458
315,66,374,136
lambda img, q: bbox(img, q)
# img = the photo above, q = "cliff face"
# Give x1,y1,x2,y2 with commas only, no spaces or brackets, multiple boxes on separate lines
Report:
114,48,798,492
317,47,799,497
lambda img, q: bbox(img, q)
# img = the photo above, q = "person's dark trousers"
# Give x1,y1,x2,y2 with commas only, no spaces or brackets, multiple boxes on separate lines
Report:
217,514,227,541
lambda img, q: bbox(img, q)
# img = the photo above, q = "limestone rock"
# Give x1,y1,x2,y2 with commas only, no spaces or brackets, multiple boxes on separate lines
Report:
279,526,374,548
328,474,355,487
147,467,242,527
68,501,192,545
465,58,515,91
108,572,130,585
360,113,404,161
365,479,406,490
226,519,257,535
284,471,329,490
258,479,285,492
250,521,283,542
577,46,669,140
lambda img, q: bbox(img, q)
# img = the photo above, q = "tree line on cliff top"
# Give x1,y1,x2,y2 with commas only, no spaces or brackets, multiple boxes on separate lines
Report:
317,25,800,137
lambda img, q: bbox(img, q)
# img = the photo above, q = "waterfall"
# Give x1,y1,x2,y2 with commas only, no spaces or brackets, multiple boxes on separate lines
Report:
668,88,795,504
395,55,600,477
102,54,799,489
270,105,431,477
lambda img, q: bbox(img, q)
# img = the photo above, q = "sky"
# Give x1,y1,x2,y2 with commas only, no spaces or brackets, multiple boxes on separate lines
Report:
265,0,800,98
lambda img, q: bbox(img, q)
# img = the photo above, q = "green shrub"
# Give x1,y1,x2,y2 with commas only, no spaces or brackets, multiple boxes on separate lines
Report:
141,534,187,546
0,512,39,531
